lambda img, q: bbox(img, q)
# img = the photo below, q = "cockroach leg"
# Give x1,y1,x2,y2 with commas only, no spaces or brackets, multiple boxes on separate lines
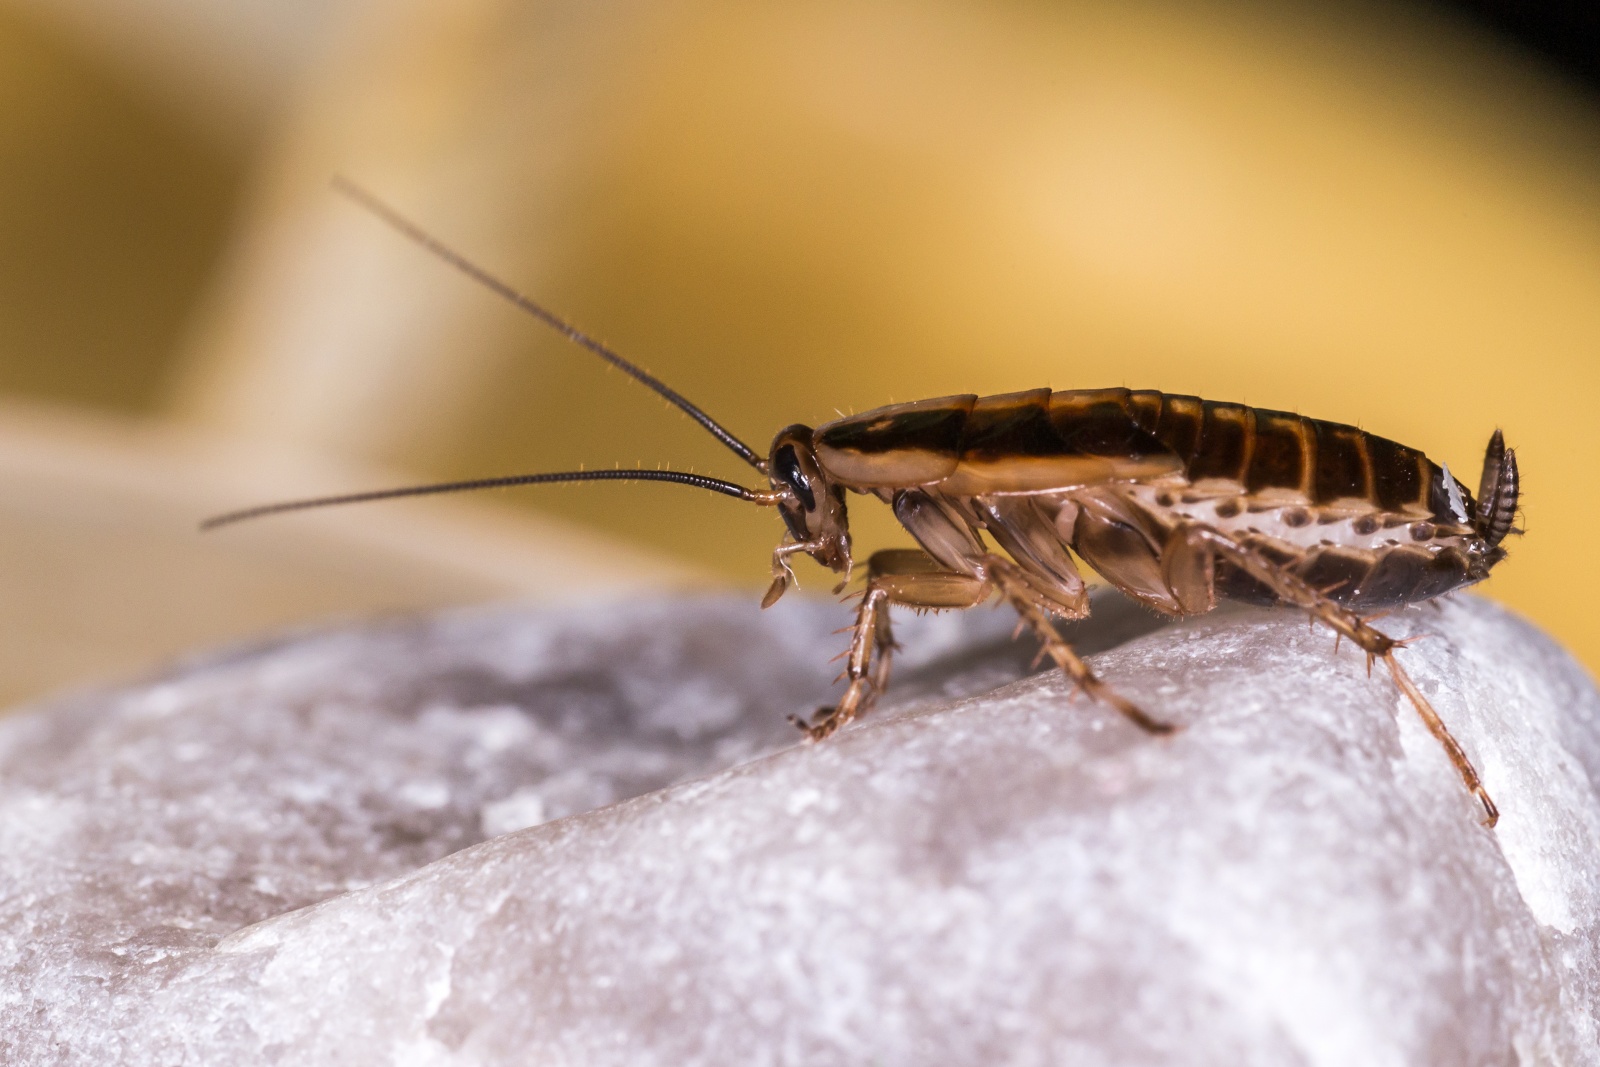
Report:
1178,525,1498,827
830,553,857,596
792,549,986,740
1385,651,1498,826
790,584,892,741
763,539,823,609
983,555,1176,735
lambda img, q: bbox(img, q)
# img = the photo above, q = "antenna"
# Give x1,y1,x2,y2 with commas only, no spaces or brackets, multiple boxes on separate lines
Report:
202,468,780,531
331,176,765,471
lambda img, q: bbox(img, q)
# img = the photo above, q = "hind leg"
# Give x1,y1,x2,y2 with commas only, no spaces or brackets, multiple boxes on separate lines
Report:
1176,524,1497,827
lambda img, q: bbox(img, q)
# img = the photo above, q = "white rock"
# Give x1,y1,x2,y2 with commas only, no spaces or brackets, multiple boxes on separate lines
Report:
0,593,1596,1066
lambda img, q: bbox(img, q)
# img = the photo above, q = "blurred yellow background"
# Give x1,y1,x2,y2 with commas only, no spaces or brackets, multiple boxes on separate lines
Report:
0,0,1595,703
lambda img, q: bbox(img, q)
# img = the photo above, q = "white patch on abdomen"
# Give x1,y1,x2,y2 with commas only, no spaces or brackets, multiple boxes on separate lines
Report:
1115,483,1464,558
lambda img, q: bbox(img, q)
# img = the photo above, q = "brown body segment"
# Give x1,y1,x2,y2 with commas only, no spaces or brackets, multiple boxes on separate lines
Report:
1185,402,1253,484
817,388,1439,513
1313,421,1375,504
1245,410,1311,495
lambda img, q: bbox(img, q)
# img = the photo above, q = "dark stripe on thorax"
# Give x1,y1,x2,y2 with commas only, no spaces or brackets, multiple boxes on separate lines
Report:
1046,388,1163,456
955,388,1179,464
814,395,974,457
958,389,1059,460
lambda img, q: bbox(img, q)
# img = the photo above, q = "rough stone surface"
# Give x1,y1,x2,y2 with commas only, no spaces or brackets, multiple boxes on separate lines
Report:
0,593,1597,1065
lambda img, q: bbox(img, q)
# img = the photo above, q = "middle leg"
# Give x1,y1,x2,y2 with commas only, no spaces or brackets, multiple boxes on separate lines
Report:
981,553,1177,735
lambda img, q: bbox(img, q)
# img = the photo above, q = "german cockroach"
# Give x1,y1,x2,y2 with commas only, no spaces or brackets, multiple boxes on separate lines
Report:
206,180,1520,827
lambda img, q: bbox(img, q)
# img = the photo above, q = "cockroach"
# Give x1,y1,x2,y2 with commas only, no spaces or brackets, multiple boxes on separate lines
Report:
206,180,1520,827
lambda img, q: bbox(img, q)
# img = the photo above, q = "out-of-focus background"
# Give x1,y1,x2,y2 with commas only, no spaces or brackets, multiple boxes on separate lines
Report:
0,0,1594,706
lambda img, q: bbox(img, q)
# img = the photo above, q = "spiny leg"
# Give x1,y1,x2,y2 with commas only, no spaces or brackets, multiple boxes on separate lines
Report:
763,539,821,609
1179,525,1497,827
790,584,892,741
982,554,1176,735
792,548,987,741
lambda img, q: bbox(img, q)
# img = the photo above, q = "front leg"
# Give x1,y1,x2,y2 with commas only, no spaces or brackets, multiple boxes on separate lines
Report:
793,549,988,740
762,539,817,609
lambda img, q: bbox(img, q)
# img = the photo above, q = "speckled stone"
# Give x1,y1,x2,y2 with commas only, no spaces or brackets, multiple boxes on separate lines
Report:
0,593,1595,1066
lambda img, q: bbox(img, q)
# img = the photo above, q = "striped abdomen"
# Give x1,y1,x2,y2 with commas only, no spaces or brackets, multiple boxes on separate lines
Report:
814,388,1444,514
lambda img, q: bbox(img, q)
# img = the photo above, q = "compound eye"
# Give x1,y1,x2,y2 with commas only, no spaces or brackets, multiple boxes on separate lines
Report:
773,444,816,511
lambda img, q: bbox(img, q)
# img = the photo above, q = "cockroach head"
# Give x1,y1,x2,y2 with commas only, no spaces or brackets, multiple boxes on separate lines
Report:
767,424,851,571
